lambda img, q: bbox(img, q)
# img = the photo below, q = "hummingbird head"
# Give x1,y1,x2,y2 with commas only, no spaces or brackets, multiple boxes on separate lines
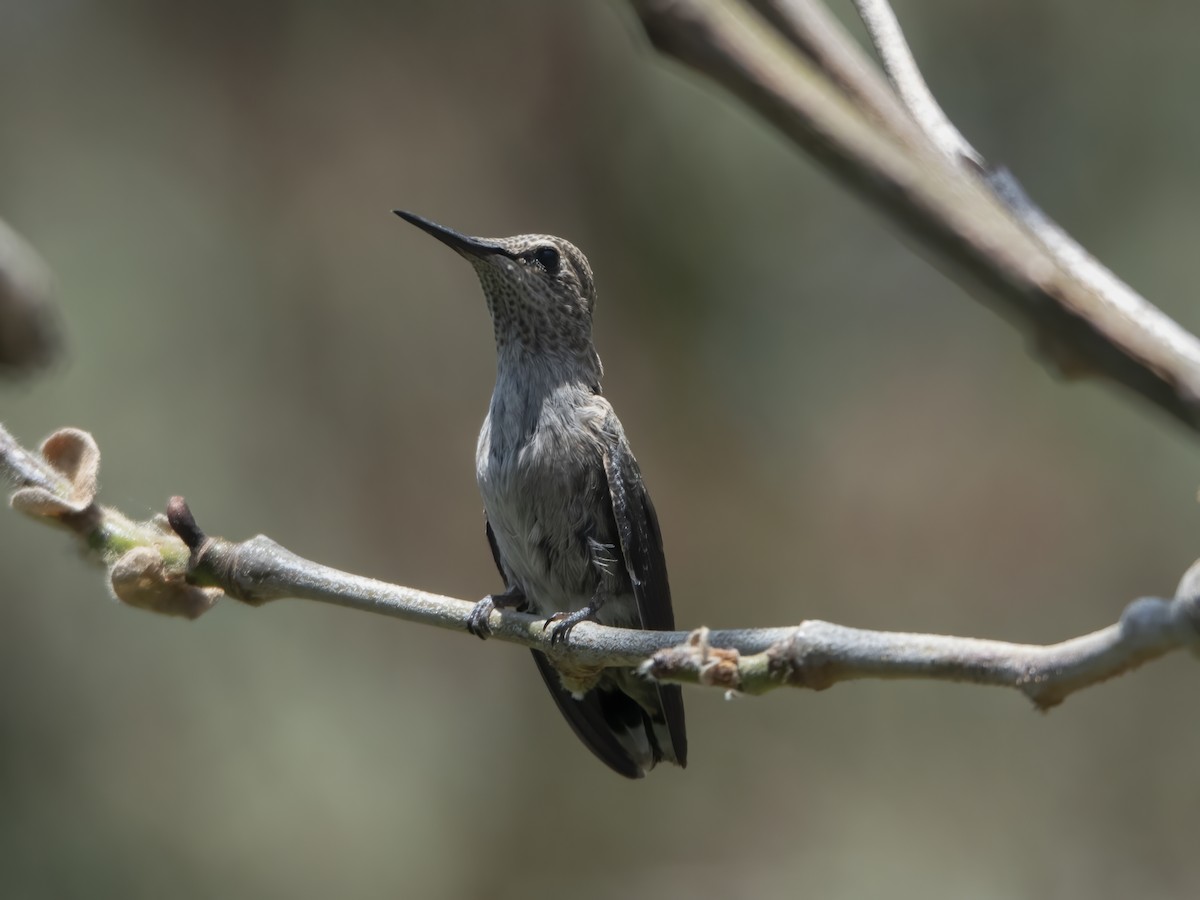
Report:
396,211,601,378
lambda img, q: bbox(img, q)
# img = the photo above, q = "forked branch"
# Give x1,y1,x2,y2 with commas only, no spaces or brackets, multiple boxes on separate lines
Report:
627,0,1200,432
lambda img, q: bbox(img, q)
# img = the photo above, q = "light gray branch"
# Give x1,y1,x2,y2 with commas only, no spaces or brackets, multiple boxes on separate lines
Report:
628,0,1200,432
644,590,1200,708
4,423,1198,707
170,497,1200,706
848,0,982,165
839,0,1199,414
744,0,923,149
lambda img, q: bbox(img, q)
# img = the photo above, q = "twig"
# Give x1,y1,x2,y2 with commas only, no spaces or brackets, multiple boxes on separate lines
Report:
847,0,982,165
743,0,922,150
4,423,1198,707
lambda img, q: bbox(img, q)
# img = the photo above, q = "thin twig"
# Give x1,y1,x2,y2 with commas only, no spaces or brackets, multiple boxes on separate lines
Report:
848,0,982,165
745,0,922,150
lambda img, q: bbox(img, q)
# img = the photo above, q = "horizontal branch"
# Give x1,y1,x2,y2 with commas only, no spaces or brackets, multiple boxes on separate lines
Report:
644,591,1200,709
627,0,1200,432
161,495,796,667
5,423,1198,708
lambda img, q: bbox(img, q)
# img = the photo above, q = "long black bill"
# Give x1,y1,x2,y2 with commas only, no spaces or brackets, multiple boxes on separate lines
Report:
393,210,506,259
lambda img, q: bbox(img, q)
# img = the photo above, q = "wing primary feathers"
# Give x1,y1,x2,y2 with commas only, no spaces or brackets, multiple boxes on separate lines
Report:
604,441,688,767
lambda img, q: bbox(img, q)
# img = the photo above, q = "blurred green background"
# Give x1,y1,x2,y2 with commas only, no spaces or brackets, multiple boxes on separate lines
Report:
2,1,1199,897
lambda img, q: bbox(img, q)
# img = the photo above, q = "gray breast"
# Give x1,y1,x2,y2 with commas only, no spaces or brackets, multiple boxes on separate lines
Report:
476,381,624,618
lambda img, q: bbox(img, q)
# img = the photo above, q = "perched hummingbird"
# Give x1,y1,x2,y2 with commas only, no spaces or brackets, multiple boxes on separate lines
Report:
396,211,687,778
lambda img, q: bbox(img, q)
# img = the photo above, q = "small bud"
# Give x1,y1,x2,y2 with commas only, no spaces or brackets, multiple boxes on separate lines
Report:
11,428,100,517
110,546,220,620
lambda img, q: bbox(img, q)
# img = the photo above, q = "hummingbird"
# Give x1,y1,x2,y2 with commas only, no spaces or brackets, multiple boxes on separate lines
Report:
395,210,687,778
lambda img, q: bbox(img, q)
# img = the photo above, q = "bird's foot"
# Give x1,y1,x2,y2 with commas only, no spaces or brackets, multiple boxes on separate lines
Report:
543,602,601,647
467,587,525,639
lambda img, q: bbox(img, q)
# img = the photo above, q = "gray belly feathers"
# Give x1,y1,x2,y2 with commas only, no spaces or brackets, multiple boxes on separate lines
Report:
476,386,631,625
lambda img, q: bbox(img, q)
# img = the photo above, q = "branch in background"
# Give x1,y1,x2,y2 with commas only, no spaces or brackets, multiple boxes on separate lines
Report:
5,423,1197,706
847,0,981,165
627,0,1200,432
0,216,61,377
841,0,1193,413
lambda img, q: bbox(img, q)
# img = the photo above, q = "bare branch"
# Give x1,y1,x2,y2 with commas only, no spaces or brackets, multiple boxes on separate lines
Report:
743,0,922,150
627,0,1200,432
5,423,1197,707
169,496,1200,707
984,167,1200,380
847,0,982,165
164,493,794,668
645,590,1200,709
838,0,1192,409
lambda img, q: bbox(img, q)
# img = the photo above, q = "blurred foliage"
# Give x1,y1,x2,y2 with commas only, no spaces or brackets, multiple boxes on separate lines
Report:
2,1,1199,897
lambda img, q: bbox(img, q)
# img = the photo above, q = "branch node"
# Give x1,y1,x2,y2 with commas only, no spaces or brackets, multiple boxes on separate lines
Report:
1121,595,1200,654
641,626,744,688
767,626,833,690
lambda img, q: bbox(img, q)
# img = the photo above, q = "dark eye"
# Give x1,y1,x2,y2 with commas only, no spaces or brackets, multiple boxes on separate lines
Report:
530,245,561,274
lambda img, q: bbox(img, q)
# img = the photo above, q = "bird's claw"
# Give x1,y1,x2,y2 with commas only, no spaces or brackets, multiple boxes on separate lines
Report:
468,587,526,640
543,606,599,647
467,597,496,639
